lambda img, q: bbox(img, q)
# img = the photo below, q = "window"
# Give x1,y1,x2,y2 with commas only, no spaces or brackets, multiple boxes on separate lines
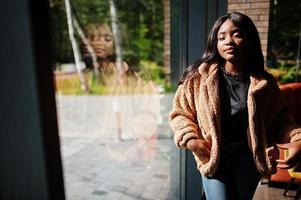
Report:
49,0,179,199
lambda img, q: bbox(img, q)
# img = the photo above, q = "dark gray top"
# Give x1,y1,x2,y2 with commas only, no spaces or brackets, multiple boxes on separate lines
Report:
219,67,250,146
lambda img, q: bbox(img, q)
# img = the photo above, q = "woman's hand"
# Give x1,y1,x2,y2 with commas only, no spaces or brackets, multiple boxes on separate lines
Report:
186,139,211,162
276,141,301,169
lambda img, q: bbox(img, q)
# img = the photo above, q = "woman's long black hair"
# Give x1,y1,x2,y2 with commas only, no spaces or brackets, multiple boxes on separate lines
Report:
178,12,264,85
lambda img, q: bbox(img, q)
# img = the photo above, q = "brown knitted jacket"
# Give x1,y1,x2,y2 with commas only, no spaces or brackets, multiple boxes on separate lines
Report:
169,63,301,177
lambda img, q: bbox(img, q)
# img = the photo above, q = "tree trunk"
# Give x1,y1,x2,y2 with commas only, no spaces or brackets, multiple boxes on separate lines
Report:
72,17,100,81
64,0,89,92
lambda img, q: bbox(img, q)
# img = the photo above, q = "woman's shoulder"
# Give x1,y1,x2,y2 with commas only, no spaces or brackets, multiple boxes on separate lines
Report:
179,62,218,87
251,70,278,85
182,68,203,86
188,62,218,79
197,62,218,76
256,70,282,94
262,71,279,87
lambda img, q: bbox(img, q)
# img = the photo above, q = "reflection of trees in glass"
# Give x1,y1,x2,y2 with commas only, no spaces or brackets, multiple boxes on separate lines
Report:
268,0,301,66
49,0,164,69
64,0,90,92
49,0,73,63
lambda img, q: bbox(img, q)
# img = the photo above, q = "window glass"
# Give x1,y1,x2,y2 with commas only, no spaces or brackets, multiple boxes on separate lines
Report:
49,0,179,199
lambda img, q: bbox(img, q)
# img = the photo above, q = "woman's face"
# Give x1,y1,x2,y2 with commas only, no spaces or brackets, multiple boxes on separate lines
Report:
88,24,114,59
217,19,246,64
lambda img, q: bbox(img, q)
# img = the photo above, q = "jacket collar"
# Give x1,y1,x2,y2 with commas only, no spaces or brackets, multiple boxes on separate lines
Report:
198,63,268,93
249,73,268,93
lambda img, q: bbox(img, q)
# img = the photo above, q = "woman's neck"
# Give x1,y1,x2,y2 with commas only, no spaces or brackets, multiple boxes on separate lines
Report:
224,61,244,76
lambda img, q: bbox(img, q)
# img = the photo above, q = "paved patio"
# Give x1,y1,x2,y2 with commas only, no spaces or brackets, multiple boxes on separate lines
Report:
56,94,180,200
60,136,179,200
56,94,298,200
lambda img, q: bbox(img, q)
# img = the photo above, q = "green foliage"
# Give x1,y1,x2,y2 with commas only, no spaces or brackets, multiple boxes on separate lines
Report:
72,0,110,26
278,65,301,84
54,64,169,95
139,60,165,85
49,0,73,62
89,74,109,95
163,83,177,93
50,0,168,94
137,60,178,93
132,24,152,61
280,70,295,84
268,0,301,62
55,71,107,95
49,0,164,67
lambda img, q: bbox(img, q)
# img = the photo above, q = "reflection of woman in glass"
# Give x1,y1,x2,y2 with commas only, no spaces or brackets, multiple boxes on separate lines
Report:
84,22,130,141
169,12,301,200
84,22,129,85
85,23,159,164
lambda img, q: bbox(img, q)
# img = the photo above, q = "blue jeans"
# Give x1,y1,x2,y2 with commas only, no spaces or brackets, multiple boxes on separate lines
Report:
202,144,261,200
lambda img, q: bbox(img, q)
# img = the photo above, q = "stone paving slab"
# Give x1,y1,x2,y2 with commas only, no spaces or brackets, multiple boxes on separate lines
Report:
60,136,180,200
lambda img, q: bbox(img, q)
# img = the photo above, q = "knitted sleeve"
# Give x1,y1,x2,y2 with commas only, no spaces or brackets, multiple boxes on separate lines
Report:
169,79,202,148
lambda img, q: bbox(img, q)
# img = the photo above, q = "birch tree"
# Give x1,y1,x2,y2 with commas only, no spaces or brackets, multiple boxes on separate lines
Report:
64,0,89,92
72,17,100,81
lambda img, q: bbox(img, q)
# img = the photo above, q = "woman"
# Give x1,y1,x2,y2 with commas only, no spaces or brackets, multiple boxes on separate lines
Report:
169,12,301,200
83,22,130,84
84,22,130,141
84,22,159,145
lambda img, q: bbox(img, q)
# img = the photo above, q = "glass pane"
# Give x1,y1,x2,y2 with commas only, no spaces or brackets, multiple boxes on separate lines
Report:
267,0,301,84
49,0,179,199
